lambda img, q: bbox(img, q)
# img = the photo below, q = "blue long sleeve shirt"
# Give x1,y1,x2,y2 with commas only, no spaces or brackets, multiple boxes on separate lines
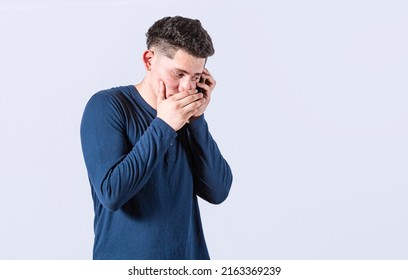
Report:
80,85,233,259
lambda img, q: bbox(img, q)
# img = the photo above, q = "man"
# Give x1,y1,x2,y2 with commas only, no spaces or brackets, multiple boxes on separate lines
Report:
80,16,233,260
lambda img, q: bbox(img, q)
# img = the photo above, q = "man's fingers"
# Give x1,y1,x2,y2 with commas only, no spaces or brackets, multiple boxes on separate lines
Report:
168,89,199,101
200,69,215,87
179,92,204,107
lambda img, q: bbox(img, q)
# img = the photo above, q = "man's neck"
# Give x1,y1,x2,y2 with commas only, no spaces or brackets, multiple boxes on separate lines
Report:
135,80,157,110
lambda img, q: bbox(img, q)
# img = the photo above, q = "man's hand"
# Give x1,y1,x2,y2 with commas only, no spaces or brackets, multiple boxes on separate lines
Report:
156,81,206,131
190,68,216,122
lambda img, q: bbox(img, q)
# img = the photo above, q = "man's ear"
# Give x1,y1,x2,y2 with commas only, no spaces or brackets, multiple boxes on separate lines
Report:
142,50,154,71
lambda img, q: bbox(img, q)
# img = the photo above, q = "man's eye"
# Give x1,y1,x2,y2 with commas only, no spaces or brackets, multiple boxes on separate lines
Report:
173,72,183,78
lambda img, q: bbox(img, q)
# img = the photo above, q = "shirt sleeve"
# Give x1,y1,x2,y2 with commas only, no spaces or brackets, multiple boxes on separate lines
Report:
80,92,177,211
186,115,233,204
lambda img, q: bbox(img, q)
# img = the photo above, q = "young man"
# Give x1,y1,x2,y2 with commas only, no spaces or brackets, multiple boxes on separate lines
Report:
80,16,233,260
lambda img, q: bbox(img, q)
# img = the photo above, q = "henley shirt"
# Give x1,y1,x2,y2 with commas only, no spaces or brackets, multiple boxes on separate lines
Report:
80,85,233,259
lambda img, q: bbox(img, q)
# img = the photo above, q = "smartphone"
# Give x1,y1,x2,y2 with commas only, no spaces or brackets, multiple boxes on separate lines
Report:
197,77,206,93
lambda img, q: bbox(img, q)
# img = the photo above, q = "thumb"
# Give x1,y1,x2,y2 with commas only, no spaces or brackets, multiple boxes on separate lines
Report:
157,81,166,102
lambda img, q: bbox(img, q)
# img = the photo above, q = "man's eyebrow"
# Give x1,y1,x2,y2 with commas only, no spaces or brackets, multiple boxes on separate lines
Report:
174,68,202,76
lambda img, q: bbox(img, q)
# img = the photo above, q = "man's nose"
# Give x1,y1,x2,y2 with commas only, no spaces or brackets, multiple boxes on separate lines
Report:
179,79,195,92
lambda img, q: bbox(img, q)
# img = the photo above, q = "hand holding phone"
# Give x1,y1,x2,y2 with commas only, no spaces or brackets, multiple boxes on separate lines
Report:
189,68,215,122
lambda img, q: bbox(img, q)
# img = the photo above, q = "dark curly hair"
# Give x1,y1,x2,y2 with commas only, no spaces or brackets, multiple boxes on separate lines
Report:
146,16,215,59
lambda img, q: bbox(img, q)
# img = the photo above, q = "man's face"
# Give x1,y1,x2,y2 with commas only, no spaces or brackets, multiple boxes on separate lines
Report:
152,49,206,98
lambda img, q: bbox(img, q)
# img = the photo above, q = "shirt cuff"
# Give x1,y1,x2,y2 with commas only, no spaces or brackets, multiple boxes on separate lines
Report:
152,117,178,139
188,114,206,130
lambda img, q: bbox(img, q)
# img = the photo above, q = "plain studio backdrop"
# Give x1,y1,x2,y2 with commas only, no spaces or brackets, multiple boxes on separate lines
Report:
0,0,407,259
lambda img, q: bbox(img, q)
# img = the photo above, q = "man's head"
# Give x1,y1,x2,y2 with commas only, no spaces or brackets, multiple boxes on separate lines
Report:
146,16,215,59
142,16,215,98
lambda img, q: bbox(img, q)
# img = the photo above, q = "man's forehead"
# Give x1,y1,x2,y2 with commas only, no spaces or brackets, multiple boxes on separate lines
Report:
172,52,205,71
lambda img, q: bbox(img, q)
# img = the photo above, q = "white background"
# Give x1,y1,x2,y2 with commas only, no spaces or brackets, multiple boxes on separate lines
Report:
0,0,407,259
